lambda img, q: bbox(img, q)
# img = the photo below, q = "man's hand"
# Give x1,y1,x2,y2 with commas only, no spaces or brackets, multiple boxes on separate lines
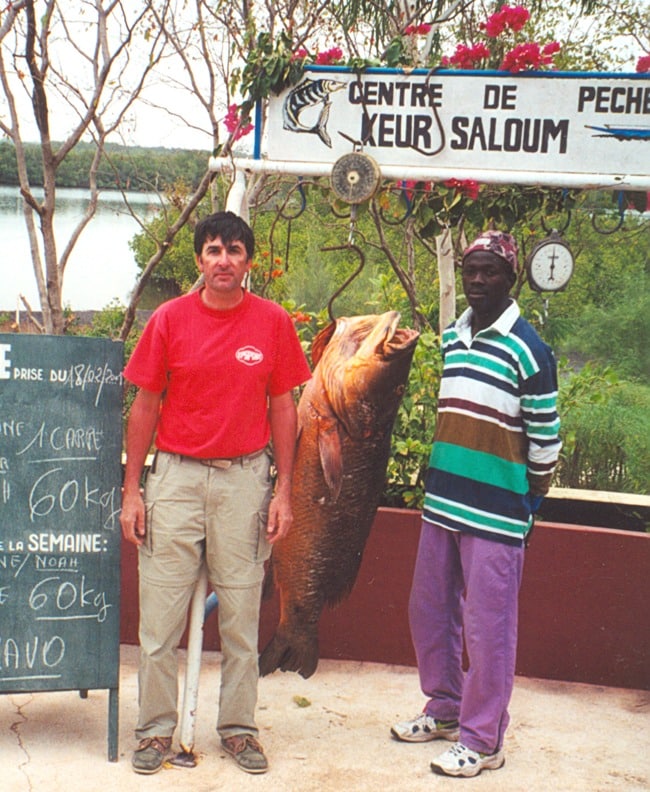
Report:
266,488,293,544
267,390,299,545
120,487,146,546
120,388,161,547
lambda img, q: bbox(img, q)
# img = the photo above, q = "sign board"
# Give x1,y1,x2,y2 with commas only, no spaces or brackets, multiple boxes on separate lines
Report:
260,67,650,189
0,334,123,760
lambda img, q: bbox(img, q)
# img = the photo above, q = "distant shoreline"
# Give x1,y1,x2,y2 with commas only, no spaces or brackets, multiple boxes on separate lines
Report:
0,308,154,333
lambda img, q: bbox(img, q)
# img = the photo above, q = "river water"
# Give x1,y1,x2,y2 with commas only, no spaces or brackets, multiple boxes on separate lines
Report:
0,186,160,312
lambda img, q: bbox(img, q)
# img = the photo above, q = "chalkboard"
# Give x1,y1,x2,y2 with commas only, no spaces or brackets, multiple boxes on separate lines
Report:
0,334,123,760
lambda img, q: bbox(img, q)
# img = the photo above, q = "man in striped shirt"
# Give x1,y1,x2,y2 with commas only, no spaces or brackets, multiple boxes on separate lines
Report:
391,230,561,778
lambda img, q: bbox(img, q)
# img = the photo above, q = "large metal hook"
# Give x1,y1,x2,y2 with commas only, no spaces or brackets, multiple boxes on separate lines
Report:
591,191,625,235
330,199,352,220
378,184,413,226
278,178,308,221
321,243,366,321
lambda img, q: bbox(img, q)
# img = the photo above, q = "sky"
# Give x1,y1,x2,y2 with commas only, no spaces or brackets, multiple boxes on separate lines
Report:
1,3,226,153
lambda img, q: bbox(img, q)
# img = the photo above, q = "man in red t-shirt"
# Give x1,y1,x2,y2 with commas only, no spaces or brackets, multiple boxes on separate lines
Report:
120,211,311,776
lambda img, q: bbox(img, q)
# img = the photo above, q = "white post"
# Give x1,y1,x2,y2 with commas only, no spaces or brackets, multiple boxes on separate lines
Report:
177,564,208,757
436,227,456,334
226,168,249,219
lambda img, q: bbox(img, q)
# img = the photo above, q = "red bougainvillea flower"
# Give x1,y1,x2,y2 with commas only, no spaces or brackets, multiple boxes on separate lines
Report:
315,47,344,65
482,4,530,37
291,310,311,324
404,23,433,36
223,104,254,140
291,47,309,62
636,54,650,73
442,42,491,69
444,178,480,200
501,41,560,72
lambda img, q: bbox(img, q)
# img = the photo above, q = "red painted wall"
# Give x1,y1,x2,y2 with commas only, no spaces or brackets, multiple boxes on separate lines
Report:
119,507,650,690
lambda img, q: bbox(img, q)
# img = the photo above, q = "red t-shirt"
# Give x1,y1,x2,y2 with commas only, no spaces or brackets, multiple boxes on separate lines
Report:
124,289,311,458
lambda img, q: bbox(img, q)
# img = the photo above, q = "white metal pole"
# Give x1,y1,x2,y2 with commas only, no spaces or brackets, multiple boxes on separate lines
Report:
226,168,249,221
174,564,208,763
208,156,650,192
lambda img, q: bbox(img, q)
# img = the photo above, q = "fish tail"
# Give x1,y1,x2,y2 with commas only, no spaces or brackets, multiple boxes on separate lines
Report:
259,626,319,679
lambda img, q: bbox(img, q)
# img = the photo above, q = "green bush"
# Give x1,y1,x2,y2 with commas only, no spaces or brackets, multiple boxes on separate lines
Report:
559,273,650,383
556,363,650,493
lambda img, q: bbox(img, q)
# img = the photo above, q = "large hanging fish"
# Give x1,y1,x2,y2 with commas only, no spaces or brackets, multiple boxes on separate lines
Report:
282,78,345,147
259,312,420,678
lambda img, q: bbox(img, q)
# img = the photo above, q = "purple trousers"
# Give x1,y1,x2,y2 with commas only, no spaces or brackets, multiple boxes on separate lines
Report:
408,521,525,754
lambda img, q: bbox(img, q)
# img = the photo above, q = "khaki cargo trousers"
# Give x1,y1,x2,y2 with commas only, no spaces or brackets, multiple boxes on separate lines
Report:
135,449,272,742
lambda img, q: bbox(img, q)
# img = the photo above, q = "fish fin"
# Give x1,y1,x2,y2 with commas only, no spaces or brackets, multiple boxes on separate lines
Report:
324,574,360,607
324,548,367,608
317,414,343,500
261,557,275,600
315,101,333,147
259,627,319,679
310,321,337,366
296,421,304,443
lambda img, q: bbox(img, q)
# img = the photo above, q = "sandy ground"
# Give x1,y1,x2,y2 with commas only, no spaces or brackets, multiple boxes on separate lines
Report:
2,644,649,792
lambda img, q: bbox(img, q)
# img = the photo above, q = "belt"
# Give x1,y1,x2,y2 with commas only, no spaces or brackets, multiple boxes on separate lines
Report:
181,447,267,470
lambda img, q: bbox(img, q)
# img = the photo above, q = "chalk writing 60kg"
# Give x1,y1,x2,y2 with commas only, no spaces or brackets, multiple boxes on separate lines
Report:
29,575,112,622
28,468,120,529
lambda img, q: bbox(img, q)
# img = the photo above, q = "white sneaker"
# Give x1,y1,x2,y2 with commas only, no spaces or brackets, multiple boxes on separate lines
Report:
430,742,505,777
391,713,460,743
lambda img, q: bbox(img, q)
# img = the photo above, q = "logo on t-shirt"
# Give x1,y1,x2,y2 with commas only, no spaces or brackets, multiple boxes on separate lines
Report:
236,346,264,366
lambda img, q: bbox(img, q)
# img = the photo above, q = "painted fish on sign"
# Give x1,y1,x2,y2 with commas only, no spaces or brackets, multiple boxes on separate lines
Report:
259,312,419,679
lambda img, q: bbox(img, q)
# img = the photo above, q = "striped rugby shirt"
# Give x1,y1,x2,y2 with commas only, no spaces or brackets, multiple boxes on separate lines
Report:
423,300,561,546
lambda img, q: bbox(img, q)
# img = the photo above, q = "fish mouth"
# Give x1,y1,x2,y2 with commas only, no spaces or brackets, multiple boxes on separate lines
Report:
384,325,420,356
316,311,420,441
363,311,419,359
324,312,419,365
